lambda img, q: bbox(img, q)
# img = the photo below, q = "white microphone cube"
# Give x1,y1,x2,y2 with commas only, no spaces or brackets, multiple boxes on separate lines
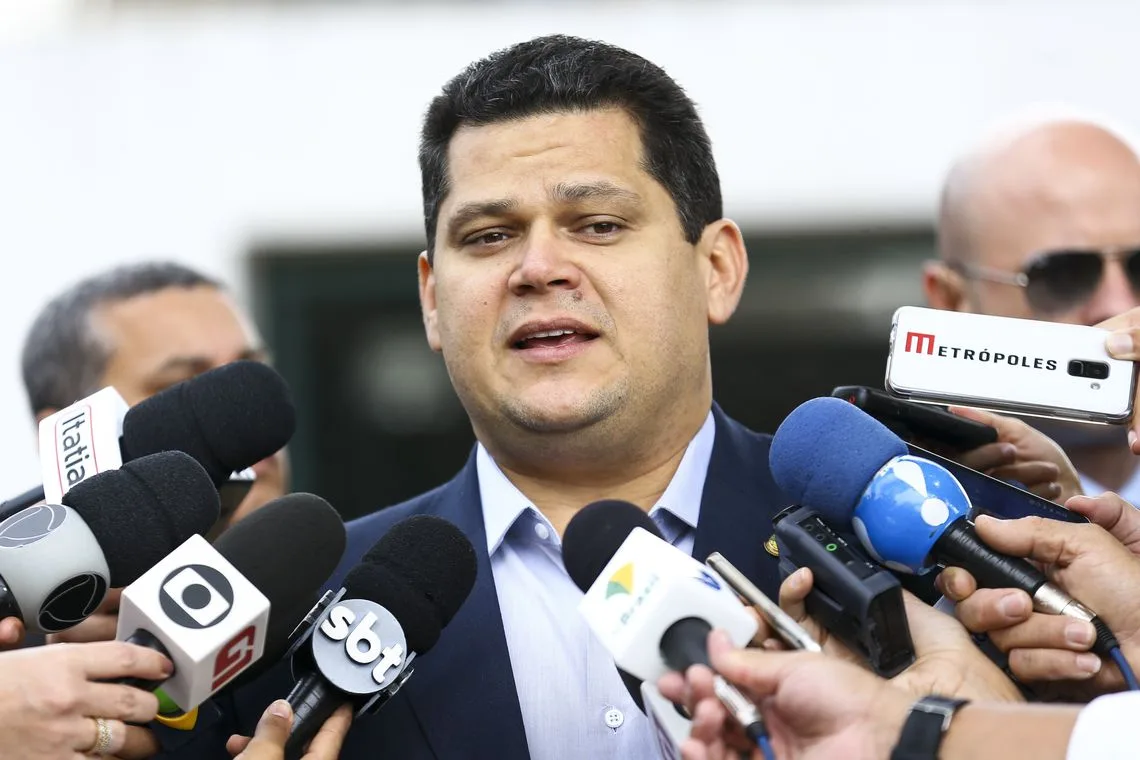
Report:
578,528,757,683
39,387,128,504
117,534,269,711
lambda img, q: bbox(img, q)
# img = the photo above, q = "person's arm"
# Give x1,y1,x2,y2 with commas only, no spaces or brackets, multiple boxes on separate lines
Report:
938,703,1078,760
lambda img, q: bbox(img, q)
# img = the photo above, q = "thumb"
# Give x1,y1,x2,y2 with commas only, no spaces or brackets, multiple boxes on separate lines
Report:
237,700,293,758
0,617,25,647
973,514,1072,566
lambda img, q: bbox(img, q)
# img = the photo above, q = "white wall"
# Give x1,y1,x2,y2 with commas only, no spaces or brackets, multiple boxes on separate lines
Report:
1,0,1138,492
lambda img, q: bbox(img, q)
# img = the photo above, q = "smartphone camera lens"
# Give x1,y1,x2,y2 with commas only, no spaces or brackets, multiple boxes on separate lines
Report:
1068,360,1109,379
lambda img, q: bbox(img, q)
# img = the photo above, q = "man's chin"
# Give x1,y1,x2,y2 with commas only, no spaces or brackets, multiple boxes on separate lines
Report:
499,388,624,435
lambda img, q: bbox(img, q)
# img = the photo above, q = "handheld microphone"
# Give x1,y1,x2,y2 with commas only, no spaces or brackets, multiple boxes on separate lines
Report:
5,360,296,512
282,515,477,759
562,500,763,745
770,397,1116,654
112,492,347,715
0,450,219,634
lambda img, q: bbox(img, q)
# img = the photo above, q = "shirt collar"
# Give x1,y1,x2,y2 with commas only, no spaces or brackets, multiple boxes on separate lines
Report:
477,410,717,555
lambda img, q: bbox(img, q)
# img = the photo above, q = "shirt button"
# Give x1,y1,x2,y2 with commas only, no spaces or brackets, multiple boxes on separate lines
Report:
534,523,551,541
603,707,624,729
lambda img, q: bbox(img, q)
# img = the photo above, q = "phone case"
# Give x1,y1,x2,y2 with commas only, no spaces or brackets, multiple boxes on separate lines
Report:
885,306,1137,424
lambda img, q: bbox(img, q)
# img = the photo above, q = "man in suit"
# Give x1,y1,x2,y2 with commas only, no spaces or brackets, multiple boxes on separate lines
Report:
214,34,778,760
198,35,1055,760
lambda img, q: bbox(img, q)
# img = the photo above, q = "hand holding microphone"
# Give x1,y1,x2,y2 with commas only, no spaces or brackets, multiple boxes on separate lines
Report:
659,630,914,760
770,567,1021,703
942,511,1140,696
0,640,172,760
228,702,352,760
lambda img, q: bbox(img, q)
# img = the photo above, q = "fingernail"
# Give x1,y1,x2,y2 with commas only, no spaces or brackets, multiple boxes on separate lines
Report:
1066,622,1095,648
1107,331,1133,356
998,593,1028,618
1000,443,1017,458
269,700,292,719
1076,654,1103,675
162,658,175,677
1130,430,1138,450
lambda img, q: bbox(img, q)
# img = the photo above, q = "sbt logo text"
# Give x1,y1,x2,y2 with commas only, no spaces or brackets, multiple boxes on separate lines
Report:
320,605,405,685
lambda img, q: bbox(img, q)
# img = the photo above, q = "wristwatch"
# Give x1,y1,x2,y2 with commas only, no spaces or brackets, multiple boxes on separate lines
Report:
889,695,969,760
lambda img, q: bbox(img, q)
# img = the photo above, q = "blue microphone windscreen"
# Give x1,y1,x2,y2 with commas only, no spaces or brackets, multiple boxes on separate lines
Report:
769,397,907,525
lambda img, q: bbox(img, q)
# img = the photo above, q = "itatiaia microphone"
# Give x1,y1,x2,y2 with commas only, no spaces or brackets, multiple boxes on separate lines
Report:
0,450,219,634
5,360,296,513
770,396,1118,655
282,515,477,760
111,492,346,714
563,500,765,748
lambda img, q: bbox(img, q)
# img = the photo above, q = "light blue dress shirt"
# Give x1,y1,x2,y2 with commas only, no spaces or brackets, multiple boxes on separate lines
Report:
476,411,716,760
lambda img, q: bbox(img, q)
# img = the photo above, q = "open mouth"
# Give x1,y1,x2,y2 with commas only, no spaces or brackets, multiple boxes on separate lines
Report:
511,327,600,351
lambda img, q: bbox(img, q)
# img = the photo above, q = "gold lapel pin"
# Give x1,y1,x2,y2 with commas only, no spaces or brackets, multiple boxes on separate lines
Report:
764,534,780,557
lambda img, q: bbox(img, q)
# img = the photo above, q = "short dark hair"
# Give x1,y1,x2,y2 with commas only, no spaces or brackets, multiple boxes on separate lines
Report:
418,34,723,259
21,262,221,416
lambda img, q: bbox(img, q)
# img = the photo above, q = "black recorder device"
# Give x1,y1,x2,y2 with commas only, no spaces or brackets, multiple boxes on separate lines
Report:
773,505,916,678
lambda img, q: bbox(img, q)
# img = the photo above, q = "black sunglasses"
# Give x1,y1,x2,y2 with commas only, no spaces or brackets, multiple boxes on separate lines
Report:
948,246,1140,314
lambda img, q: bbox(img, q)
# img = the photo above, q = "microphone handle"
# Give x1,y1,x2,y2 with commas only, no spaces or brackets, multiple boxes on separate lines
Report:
109,630,172,691
284,671,348,760
0,485,46,521
932,519,1046,596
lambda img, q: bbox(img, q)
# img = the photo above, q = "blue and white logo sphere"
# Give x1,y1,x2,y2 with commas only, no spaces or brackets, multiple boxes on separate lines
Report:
851,455,971,574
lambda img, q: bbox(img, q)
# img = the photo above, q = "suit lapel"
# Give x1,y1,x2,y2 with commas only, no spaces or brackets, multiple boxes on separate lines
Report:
692,405,787,599
399,453,531,759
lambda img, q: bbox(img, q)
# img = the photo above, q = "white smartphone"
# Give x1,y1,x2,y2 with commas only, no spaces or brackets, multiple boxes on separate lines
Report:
884,306,1137,425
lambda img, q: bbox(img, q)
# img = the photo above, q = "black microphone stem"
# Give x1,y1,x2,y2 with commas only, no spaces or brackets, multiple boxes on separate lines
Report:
284,672,345,760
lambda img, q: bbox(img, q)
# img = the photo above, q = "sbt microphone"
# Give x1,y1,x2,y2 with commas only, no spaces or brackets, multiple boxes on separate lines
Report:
563,500,764,747
281,515,477,760
770,397,1118,655
6,360,296,513
0,450,219,634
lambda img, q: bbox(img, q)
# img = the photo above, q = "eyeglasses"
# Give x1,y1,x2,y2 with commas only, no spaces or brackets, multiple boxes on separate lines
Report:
948,246,1140,314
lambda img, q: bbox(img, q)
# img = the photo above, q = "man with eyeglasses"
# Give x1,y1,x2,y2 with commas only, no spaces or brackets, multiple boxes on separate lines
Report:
924,117,1140,506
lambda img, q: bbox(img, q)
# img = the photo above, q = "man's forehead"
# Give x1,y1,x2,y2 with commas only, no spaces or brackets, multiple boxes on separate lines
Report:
96,288,260,362
443,109,648,193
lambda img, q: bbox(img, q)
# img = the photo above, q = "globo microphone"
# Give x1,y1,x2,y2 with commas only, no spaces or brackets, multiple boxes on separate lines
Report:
0,450,219,634
769,397,1113,652
112,492,347,716
4,360,296,512
282,515,477,760
562,500,763,744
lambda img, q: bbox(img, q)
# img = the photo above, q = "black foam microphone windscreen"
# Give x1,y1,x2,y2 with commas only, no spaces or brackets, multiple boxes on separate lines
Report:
63,451,221,586
121,361,296,485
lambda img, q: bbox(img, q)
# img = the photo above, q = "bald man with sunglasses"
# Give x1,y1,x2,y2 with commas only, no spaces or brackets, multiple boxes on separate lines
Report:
924,117,1140,504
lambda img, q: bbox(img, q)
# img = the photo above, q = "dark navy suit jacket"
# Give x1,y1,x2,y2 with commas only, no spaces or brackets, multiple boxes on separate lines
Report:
164,404,788,759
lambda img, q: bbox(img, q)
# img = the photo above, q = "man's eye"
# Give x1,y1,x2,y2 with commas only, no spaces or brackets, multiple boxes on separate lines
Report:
466,231,509,246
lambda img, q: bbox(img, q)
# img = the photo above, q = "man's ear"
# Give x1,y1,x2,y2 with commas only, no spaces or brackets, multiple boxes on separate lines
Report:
923,260,972,312
701,220,749,325
418,251,442,352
